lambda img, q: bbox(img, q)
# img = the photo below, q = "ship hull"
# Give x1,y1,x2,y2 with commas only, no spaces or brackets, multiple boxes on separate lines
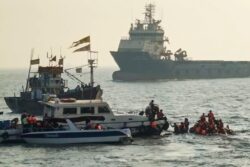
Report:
4,97,43,115
111,51,250,81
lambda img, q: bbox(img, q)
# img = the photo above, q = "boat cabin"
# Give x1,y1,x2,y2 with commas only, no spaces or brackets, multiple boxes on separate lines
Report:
42,98,149,124
42,99,117,121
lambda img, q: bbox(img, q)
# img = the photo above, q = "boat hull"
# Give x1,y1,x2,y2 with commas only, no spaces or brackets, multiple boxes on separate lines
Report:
111,51,250,81
22,129,132,144
51,117,169,137
0,128,23,143
4,86,102,115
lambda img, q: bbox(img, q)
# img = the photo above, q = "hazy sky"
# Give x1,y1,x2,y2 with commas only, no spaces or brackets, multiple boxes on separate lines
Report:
1,0,250,69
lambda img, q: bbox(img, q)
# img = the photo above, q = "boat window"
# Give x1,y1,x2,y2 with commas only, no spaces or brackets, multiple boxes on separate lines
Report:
45,105,55,112
63,108,77,115
81,107,95,114
98,106,110,113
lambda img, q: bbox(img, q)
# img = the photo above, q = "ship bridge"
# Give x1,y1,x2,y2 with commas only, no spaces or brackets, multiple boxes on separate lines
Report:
117,4,166,58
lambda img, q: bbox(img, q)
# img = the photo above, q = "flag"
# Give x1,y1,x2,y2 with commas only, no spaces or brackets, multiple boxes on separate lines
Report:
50,56,56,62
70,36,90,48
30,59,40,65
58,58,63,65
76,68,82,73
73,44,90,53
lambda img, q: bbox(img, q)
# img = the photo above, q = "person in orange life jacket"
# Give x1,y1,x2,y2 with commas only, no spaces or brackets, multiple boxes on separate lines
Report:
200,113,206,122
95,123,102,130
208,120,216,134
208,110,215,122
31,115,37,127
150,121,158,128
27,115,32,125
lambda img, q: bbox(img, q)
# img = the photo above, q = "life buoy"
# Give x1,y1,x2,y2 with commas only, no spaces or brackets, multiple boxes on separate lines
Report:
2,131,9,140
60,98,76,103
150,121,157,128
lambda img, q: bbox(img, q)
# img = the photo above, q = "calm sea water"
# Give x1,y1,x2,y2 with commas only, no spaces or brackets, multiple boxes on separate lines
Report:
0,67,249,167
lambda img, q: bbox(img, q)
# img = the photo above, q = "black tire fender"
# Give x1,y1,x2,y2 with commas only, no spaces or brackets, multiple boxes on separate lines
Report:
162,122,169,131
2,131,9,140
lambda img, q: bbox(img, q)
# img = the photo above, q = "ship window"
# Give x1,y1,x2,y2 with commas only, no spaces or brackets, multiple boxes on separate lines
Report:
63,108,77,115
98,106,110,113
81,107,94,114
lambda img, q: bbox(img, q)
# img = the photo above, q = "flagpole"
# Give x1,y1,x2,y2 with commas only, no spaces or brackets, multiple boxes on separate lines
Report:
88,51,94,87
25,48,34,92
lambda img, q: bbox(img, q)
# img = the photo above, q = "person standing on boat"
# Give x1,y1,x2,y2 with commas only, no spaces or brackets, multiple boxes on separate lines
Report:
184,118,189,133
149,100,154,109
207,110,215,122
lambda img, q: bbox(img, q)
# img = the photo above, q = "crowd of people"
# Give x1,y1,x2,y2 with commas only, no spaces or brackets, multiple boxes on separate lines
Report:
171,118,189,134
145,100,234,136
143,100,167,121
189,110,234,135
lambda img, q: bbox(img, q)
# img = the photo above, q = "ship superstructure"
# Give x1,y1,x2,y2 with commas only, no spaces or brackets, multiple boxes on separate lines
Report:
111,4,250,81
4,49,102,115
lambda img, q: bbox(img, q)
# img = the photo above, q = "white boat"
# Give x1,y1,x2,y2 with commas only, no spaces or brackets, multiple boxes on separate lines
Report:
41,98,169,136
0,120,23,143
22,119,132,144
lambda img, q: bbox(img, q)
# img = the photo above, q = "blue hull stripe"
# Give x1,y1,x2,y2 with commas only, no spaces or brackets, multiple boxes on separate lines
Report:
22,131,125,138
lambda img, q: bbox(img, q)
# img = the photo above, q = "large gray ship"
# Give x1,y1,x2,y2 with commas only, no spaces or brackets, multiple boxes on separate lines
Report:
111,4,250,81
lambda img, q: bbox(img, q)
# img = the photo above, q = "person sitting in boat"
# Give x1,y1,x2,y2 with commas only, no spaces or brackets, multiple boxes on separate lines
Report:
11,118,19,128
85,118,95,130
184,118,189,133
207,119,217,134
95,123,103,130
217,119,225,134
179,122,186,133
171,123,180,134
200,113,206,122
224,125,234,135
139,111,144,116
157,109,165,120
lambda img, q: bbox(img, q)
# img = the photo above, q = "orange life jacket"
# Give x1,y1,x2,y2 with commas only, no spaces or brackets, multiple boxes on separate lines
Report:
150,121,157,128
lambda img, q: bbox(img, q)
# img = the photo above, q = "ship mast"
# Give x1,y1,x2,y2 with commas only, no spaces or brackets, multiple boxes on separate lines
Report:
144,3,155,24
25,48,34,92
88,51,98,87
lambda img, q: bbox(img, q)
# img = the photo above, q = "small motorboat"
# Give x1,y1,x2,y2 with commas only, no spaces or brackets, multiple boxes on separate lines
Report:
22,119,133,145
41,99,169,136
